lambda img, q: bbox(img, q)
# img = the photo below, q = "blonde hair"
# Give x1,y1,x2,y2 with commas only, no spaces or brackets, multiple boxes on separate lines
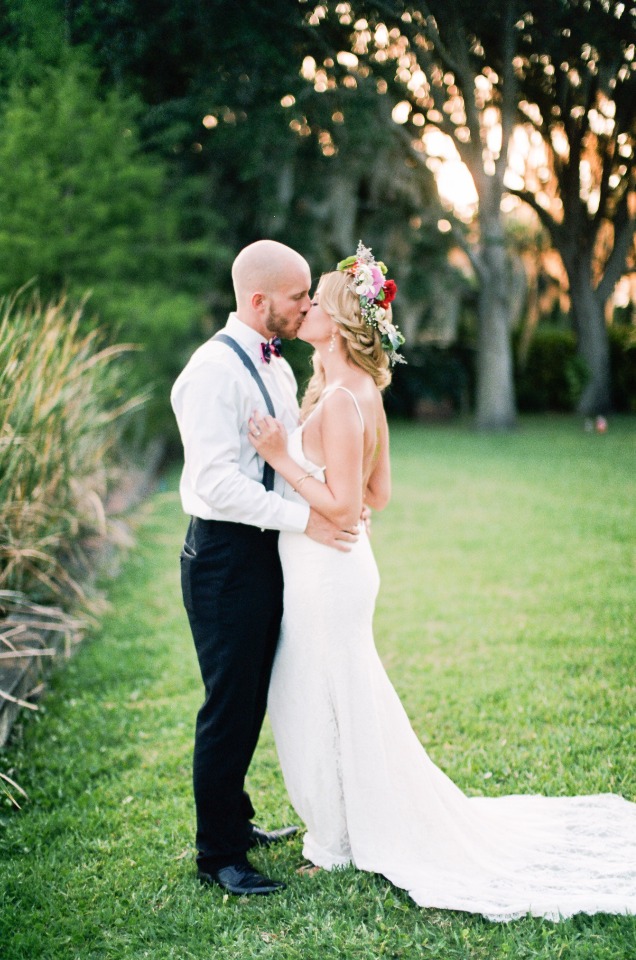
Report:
300,270,392,421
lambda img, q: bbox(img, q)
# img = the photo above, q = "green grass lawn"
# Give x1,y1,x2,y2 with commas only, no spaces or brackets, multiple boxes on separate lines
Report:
1,415,635,959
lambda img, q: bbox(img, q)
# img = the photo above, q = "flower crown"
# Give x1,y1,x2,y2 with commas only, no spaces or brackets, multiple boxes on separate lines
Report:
337,242,405,365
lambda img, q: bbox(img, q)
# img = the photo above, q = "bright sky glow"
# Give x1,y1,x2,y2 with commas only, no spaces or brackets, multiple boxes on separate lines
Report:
436,161,479,219
391,100,411,124
337,51,359,69
421,128,478,219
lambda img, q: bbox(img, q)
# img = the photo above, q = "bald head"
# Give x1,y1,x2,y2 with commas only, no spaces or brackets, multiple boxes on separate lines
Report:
232,240,310,304
231,239,312,339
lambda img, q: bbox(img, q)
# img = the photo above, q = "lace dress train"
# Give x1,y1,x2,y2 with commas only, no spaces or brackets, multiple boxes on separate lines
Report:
267,427,636,921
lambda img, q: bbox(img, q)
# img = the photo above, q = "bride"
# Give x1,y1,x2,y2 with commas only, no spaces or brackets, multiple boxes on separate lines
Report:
248,243,636,922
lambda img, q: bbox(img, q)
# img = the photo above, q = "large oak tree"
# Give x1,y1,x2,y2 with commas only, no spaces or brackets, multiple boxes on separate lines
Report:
315,0,635,422
508,0,636,414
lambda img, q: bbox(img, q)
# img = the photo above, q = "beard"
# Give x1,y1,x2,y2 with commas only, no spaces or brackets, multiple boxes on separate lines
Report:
265,304,302,340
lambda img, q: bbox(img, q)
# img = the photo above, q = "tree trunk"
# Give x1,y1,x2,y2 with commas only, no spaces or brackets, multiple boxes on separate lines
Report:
569,277,611,415
474,225,517,430
565,257,612,414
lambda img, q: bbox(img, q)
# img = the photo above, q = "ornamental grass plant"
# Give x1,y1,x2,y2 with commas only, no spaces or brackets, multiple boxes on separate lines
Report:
0,287,145,608
0,288,147,757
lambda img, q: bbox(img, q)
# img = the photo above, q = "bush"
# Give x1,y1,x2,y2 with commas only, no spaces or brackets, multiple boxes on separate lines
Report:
515,326,588,412
0,58,171,297
87,282,207,445
0,55,220,448
378,323,635,420
0,288,145,608
385,344,475,418
609,324,636,413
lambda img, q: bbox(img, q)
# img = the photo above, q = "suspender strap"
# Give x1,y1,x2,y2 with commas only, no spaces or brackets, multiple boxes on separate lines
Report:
213,332,276,492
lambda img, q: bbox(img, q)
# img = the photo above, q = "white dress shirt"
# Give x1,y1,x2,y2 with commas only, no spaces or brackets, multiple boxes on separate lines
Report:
171,313,310,532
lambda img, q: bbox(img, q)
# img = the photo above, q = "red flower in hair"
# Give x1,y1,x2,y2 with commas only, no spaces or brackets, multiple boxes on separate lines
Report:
379,279,397,306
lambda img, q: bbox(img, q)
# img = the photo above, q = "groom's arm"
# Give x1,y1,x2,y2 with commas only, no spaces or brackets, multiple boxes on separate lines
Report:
171,359,309,532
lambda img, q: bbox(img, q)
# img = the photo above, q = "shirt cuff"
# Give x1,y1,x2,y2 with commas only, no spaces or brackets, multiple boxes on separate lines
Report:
278,500,310,533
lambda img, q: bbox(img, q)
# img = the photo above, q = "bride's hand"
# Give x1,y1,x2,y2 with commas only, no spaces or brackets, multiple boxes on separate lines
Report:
248,412,288,465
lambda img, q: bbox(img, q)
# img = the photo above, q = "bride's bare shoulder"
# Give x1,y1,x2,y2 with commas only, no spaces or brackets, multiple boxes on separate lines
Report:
337,371,378,403
325,378,384,435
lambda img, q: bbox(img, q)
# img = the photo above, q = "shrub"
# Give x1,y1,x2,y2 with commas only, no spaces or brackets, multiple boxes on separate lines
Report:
609,323,636,413
0,55,216,448
385,344,475,418
515,327,588,412
0,59,171,297
0,288,145,608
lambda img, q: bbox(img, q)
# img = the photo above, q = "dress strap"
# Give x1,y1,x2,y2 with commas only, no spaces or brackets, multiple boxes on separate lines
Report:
330,386,365,432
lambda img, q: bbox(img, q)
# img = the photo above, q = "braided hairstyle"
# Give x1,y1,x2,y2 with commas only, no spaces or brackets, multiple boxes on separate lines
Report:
300,271,392,421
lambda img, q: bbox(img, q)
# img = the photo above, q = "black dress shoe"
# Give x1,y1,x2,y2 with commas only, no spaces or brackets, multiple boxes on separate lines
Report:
198,862,285,895
249,824,299,848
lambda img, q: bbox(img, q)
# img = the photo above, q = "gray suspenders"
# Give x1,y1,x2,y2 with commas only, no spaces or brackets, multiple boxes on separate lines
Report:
213,333,276,492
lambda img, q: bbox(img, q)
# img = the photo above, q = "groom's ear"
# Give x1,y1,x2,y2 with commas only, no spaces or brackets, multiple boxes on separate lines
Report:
252,291,267,311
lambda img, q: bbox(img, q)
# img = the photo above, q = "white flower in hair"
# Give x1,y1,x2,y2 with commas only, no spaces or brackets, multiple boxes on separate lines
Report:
353,264,375,296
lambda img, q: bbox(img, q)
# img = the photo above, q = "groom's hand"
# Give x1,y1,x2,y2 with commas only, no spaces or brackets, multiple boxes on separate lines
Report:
305,508,359,552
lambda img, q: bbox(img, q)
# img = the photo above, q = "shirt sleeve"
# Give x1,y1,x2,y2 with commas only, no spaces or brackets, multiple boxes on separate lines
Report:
171,358,310,532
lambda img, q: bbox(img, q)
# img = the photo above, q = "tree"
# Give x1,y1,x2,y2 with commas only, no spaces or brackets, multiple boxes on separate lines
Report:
507,0,636,414
52,1,448,380
310,0,635,423
0,52,215,438
311,0,526,428
0,58,166,295
60,0,321,259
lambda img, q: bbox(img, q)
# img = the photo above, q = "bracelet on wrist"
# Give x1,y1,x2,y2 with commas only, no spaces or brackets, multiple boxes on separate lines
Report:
294,472,313,492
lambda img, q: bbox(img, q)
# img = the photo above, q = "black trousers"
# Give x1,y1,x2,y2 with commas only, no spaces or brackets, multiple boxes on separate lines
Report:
180,517,283,869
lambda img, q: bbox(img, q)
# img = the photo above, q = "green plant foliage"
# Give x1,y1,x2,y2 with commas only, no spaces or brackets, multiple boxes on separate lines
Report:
86,282,214,446
0,52,224,440
0,0,67,81
515,327,589,413
609,324,636,413
0,58,164,295
387,345,475,418
0,288,145,607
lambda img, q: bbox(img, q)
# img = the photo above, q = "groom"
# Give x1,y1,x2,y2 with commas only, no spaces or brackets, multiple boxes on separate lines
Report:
171,240,356,896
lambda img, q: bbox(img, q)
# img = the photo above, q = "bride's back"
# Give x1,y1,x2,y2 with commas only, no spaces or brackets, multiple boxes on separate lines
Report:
301,377,390,507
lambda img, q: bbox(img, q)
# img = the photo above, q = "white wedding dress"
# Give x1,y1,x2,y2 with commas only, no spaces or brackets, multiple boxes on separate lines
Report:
267,405,636,922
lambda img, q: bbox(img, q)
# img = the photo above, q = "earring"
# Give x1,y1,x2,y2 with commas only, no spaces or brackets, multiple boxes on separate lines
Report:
329,330,337,353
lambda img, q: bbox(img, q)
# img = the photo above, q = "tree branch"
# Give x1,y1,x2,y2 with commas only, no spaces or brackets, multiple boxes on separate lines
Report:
410,2,467,79
507,187,562,244
418,2,485,170
495,0,518,188
372,0,484,175
389,120,487,282
596,187,636,304
451,227,487,283
593,135,619,231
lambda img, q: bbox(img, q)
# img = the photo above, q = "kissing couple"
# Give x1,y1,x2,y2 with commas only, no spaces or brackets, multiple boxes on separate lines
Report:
171,239,636,921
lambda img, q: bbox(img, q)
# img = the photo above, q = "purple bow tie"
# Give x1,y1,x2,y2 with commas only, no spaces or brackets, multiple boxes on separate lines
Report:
260,337,283,364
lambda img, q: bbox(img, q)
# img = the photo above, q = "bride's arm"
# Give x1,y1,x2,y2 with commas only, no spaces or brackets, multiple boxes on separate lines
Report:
364,406,391,511
249,391,364,528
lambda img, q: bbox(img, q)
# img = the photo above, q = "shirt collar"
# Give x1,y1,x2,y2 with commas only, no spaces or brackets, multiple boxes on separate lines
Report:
225,313,269,360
